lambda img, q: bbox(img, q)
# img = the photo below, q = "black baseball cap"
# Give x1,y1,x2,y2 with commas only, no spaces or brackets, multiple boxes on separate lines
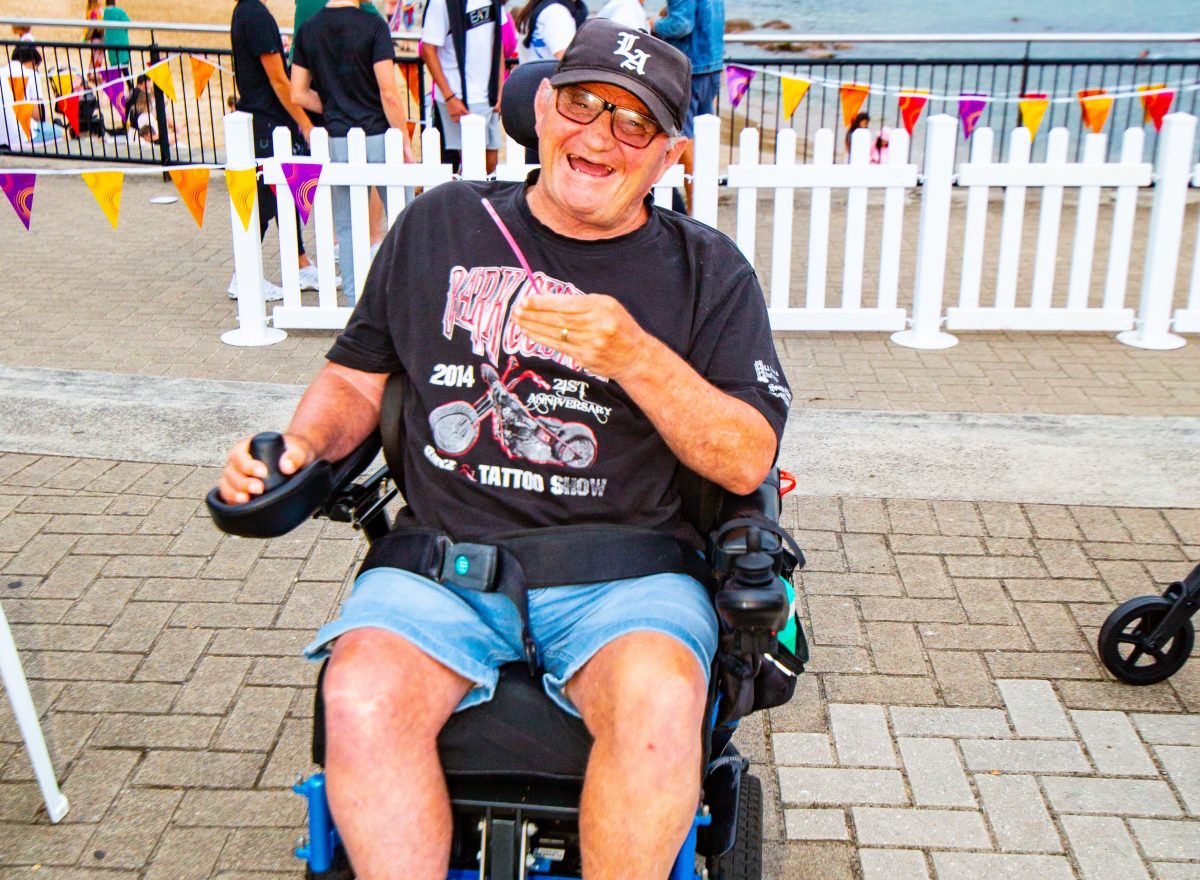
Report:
549,18,691,138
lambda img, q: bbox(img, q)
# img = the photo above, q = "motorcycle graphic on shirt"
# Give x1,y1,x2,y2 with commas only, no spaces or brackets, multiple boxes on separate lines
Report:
429,356,598,468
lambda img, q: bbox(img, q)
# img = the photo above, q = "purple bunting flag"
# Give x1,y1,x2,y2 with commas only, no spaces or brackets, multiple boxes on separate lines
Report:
281,162,323,226
725,65,755,109
101,69,128,123
958,93,988,138
0,172,36,230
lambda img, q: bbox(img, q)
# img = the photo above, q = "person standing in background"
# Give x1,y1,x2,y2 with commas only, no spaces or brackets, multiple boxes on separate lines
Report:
102,0,132,70
421,0,506,174
230,0,323,302
291,0,414,304
292,0,389,58
512,0,586,62
844,110,869,158
652,0,723,211
597,0,648,31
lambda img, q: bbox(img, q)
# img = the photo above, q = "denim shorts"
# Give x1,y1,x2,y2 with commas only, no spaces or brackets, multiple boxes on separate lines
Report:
304,568,718,718
683,70,722,138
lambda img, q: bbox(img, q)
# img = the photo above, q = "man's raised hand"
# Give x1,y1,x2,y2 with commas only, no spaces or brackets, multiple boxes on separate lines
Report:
217,433,315,504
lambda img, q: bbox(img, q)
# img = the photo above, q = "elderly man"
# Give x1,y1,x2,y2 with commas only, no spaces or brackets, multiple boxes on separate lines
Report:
219,19,789,878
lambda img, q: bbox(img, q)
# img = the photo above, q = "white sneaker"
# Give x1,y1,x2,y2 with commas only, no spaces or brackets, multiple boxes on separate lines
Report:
298,264,341,291
227,274,284,302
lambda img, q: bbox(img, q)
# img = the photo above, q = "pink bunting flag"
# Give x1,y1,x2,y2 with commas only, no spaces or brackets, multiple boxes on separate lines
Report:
280,162,323,226
0,173,37,230
101,68,127,123
958,93,988,138
725,66,755,109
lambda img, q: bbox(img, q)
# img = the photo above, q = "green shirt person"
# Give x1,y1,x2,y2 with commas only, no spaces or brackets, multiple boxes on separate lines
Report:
102,0,131,67
291,0,387,58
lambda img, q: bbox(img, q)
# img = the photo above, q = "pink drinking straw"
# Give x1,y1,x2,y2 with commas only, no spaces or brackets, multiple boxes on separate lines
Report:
480,197,546,298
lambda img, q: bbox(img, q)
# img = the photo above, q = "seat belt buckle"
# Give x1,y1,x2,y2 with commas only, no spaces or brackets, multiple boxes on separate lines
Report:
438,541,499,592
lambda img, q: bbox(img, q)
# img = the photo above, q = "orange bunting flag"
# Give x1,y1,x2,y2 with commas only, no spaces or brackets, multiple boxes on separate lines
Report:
56,94,82,136
897,89,928,135
145,62,178,102
189,56,216,100
840,83,869,128
1018,93,1049,139
170,169,210,229
780,76,811,119
224,168,258,232
401,63,422,105
81,171,124,229
406,120,418,139
1137,84,1174,132
1078,89,1113,134
9,77,32,139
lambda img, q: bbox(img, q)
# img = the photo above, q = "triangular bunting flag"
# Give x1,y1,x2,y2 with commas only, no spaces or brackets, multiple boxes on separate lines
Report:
13,102,33,140
0,172,36,230
281,162,323,226
8,75,26,102
840,83,869,128
958,93,988,138
1078,89,1112,134
99,69,128,122
1137,84,1174,132
81,171,124,229
189,56,216,100
897,89,929,135
56,94,82,136
406,120,417,139
145,62,178,102
780,76,811,119
1018,93,1049,139
224,168,258,232
725,66,755,109
401,62,421,105
170,169,210,229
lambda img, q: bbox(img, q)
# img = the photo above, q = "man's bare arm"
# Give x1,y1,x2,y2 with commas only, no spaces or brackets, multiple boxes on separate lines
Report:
514,295,778,495
288,62,324,116
218,363,388,503
373,59,415,161
261,51,314,138
420,42,468,121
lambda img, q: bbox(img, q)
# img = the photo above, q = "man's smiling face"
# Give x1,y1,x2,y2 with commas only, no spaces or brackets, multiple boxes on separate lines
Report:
529,80,686,240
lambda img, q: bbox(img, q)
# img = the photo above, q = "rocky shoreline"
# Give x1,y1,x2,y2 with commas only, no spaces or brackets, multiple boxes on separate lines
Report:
725,18,855,56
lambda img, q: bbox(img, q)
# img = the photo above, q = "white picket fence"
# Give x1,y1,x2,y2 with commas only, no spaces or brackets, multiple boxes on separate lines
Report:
223,110,1200,351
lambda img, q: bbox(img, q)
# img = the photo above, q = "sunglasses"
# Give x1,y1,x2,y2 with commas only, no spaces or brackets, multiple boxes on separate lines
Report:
554,85,662,149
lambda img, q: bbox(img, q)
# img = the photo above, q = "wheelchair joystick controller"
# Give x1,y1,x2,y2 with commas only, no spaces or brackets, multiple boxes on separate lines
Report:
717,527,790,655
249,432,290,493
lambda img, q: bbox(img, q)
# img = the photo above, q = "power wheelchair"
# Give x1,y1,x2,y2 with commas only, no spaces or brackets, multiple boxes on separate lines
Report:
205,57,808,879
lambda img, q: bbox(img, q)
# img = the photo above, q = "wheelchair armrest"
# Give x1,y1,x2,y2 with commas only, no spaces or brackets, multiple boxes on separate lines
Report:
206,431,382,539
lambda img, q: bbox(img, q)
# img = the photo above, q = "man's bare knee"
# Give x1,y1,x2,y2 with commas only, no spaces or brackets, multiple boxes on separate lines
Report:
323,628,472,742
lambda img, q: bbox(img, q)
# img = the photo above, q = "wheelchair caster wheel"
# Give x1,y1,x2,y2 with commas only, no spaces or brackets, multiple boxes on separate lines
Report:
707,773,762,880
1099,596,1195,686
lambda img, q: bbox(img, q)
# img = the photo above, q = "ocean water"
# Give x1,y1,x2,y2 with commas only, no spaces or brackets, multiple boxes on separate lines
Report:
719,0,1200,59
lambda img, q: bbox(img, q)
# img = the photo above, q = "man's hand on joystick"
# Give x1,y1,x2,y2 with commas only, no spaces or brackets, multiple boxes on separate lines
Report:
218,432,316,505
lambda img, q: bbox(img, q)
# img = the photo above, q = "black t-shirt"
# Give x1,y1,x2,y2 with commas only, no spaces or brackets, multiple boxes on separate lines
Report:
327,177,792,545
292,6,394,137
230,0,291,129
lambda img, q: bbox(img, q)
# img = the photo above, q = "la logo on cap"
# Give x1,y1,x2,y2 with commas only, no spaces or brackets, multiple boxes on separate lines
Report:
613,32,650,76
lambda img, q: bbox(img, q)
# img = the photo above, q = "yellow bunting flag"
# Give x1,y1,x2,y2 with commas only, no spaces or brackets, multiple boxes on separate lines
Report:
1078,89,1113,134
189,56,216,100
1137,83,1174,131
840,83,869,128
145,62,178,102
170,168,211,229
780,76,811,119
224,168,258,232
1018,93,1049,139
81,171,124,229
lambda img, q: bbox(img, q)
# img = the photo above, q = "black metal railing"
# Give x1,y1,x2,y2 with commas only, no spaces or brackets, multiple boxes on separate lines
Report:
718,55,1200,166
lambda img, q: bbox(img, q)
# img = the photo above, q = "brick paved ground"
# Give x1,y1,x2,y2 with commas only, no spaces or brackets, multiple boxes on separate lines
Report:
0,452,1197,879
2,172,1198,415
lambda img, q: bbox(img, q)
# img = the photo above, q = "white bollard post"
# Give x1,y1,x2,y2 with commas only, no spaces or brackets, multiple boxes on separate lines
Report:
221,112,287,347
460,114,487,181
0,604,69,823
892,113,958,350
691,114,720,227
1117,112,1196,350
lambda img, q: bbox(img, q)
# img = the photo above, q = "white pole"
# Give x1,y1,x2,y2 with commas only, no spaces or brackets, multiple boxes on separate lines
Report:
691,114,720,228
460,114,487,181
221,112,287,347
892,114,958,349
1117,112,1196,350
733,127,759,262
0,604,69,823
